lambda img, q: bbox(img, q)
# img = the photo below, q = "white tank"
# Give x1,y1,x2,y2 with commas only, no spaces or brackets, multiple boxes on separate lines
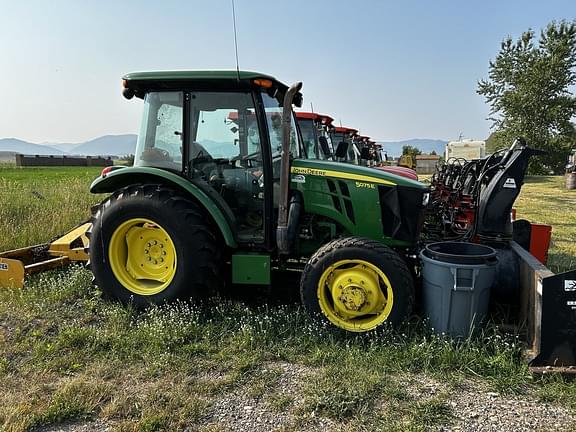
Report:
445,140,486,161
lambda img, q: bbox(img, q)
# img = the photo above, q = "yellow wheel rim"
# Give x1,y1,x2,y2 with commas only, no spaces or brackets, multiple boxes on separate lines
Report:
109,218,177,296
317,259,394,332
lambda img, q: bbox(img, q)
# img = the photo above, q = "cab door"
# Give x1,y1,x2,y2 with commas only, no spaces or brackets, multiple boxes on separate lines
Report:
186,91,269,245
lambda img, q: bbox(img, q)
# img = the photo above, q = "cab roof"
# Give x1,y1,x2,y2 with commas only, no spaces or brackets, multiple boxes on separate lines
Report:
295,111,334,125
122,70,302,106
334,126,358,134
123,70,278,82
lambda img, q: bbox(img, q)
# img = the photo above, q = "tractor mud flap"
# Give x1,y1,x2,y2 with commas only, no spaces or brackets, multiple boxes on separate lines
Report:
530,269,576,370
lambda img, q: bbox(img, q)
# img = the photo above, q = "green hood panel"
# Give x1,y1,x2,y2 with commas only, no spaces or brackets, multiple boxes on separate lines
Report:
90,166,237,248
291,159,428,189
289,158,428,247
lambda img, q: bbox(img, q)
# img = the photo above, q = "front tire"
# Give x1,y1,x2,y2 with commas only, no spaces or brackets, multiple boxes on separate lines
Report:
300,237,414,332
89,184,222,307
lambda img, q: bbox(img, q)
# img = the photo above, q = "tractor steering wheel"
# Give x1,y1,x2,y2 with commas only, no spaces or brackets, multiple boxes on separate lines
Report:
231,151,261,164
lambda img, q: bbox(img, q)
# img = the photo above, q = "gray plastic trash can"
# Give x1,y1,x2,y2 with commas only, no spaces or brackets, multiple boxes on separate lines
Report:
420,242,498,338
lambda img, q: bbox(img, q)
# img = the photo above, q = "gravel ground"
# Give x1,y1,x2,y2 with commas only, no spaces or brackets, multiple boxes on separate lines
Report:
34,364,575,432
403,374,575,431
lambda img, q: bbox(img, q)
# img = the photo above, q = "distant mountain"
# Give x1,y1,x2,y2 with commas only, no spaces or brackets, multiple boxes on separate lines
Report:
67,134,137,156
0,134,138,157
2,134,447,159
41,142,82,152
0,138,66,155
378,138,448,158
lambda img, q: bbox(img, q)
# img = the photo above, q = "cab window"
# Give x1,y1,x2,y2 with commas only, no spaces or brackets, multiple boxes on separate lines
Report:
134,91,183,171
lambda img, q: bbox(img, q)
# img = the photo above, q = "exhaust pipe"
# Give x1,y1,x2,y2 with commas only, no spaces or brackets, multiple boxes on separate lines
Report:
277,81,303,255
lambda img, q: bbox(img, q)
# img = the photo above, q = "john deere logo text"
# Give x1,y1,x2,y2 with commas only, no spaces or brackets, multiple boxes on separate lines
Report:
291,167,327,177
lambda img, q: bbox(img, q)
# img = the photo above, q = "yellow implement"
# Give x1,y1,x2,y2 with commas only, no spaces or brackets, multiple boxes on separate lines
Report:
0,223,91,288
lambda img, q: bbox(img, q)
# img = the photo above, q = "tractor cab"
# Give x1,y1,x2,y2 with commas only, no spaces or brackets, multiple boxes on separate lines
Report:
331,126,359,163
356,136,373,166
121,71,303,246
295,111,334,160
371,142,385,165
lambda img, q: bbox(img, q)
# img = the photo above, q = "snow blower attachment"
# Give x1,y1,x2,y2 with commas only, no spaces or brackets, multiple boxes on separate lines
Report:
0,222,90,288
425,138,576,373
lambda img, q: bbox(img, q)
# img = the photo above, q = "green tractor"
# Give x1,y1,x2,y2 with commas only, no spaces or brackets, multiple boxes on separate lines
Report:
89,70,429,333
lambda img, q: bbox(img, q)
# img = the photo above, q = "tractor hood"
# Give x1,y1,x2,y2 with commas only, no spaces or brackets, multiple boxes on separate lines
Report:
291,159,428,190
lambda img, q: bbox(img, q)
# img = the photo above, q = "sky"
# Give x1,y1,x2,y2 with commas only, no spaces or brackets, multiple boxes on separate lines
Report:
0,0,574,144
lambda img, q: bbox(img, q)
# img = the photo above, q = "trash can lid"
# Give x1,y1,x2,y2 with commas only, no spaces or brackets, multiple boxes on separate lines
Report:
422,242,497,265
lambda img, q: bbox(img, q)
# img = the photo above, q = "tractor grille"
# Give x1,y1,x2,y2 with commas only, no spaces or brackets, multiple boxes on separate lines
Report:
378,185,427,243
326,179,356,224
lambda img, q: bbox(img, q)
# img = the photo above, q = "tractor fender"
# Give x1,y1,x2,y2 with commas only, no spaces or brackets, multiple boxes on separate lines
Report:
90,166,238,248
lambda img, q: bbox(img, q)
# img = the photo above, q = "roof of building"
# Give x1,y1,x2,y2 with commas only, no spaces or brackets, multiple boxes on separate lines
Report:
416,154,441,160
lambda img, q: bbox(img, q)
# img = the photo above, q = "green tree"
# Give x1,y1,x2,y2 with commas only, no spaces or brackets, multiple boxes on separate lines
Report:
477,20,576,174
401,145,422,159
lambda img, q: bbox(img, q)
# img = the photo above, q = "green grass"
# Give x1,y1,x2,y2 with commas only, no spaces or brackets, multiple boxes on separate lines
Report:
0,168,575,431
0,166,103,251
0,268,532,431
514,176,576,273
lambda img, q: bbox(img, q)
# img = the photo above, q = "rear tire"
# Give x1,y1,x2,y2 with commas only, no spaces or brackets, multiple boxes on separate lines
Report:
300,237,414,332
89,184,222,307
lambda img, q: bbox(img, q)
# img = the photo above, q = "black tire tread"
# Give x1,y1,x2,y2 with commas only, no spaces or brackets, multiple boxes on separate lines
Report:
300,236,415,330
88,184,223,305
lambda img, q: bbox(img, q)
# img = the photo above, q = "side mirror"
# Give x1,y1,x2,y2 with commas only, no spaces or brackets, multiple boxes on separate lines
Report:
318,136,331,159
335,141,349,159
